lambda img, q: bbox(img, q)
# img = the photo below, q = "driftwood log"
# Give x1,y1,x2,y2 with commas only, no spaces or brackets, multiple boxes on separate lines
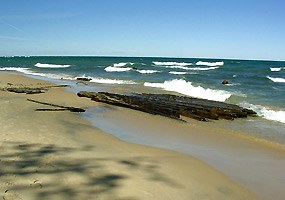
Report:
27,99,85,112
77,91,256,121
4,85,69,94
6,87,47,94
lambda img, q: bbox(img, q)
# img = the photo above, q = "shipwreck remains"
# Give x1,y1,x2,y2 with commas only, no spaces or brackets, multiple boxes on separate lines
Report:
77,91,257,121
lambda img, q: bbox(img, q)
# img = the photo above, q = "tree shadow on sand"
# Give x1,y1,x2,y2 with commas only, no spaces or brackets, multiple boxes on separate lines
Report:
0,141,181,200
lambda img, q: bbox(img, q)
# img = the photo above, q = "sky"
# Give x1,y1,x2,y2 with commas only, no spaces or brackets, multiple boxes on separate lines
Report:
0,0,285,60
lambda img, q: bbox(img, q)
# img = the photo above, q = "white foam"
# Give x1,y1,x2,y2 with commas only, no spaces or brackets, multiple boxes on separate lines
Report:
267,76,285,83
35,63,71,68
90,78,136,85
226,83,242,87
261,109,285,124
113,62,127,67
105,66,132,72
241,102,285,124
113,62,135,67
153,61,192,66
144,79,231,102
0,67,30,73
196,61,224,67
270,67,282,72
169,71,187,75
136,70,160,74
105,62,135,72
188,66,219,71
72,74,137,85
0,67,73,80
163,65,194,70
27,71,73,80
160,65,219,71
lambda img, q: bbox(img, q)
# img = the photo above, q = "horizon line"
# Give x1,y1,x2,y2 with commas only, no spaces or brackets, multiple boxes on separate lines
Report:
0,54,284,62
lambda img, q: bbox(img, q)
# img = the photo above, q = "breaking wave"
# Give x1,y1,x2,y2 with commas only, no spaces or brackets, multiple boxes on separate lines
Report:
188,66,219,71
161,65,219,71
163,65,194,70
241,102,285,124
136,70,160,74
90,77,136,85
267,76,285,83
35,63,71,68
0,67,73,80
270,67,282,72
105,66,132,72
144,79,231,102
261,109,285,124
0,67,30,74
153,61,192,66
196,61,224,67
105,62,136,72
0,67,137,85
169,71,198,75
113,62,135,67
75,74,135,85
169,71,187,75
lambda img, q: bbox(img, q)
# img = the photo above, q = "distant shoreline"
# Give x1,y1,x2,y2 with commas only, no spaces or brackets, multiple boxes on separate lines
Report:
1,55,285,62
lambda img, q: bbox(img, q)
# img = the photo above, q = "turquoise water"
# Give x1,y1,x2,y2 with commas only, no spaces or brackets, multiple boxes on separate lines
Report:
0,56,284,144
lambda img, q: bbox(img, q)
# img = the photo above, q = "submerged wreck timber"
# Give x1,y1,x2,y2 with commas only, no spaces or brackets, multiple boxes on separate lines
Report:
77,92,257,121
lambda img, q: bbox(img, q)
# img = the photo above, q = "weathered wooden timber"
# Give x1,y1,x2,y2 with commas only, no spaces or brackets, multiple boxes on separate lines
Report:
6,87,47,94
77,91,257,121
4,85,68,94
27,99,85,112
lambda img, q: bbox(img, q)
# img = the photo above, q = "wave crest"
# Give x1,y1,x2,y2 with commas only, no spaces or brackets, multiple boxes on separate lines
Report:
153,61,192,66
144,79,231,102
0,67,73,80
105,66,132,72
75,74,135,85
267,76,285,83
261,109,285,124
105,62,136,72
169,71,187,75
90,77,136,84
188,66,219,71
270,67,282,72
0,67,30,73
196,61,224,67
35,63,71,68
160,65,219,71
241,102,285,124
113,62,135,67
136,70,160,74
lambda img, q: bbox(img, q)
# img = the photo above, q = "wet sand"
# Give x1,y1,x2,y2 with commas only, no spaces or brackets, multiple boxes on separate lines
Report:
0,73,257,199
85,106,285,200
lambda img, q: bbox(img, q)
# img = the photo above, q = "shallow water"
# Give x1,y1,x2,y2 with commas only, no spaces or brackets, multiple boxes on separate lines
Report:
82,105,285,200
5,68,285,148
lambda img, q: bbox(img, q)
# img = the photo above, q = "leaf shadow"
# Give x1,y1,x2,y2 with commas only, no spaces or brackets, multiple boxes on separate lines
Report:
0,141,181,200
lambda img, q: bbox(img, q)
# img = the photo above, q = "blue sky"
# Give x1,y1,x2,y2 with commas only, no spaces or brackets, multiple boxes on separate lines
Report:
0,0,284,60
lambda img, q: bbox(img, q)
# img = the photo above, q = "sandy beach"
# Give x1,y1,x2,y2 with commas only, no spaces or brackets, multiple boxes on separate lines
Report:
0,72,281,200
90,106,285,200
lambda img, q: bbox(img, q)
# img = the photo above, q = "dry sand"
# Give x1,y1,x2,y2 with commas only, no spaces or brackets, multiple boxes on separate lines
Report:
0,73,258,200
